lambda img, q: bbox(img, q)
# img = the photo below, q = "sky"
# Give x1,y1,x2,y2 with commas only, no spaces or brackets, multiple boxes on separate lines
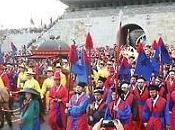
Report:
0,0,68,29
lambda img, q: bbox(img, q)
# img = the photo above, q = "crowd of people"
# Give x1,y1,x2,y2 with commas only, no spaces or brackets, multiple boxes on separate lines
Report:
1,42,175,130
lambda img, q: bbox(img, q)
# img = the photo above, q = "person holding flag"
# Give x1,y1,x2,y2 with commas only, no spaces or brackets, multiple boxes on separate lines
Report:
165,70,175,100
135,43,153,82
66,82,90,130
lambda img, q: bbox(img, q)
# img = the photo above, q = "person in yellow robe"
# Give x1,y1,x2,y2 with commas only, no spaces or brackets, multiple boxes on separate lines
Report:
17,64,27,90
23,68,41,95
41,66,54,111
93,61,109,83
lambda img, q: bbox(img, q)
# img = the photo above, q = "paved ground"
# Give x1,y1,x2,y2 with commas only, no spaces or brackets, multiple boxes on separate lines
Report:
1,102,50,130
2,118,51,130
1,110,51,130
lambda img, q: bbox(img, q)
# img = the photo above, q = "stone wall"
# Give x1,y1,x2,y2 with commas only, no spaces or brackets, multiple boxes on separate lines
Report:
2,2,175,51
52,2,175,47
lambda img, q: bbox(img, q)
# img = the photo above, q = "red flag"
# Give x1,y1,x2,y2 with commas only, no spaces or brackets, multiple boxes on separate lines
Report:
136,43,144,53
83,50,89,64
68,44,78,64
85,32,93,50
151,40,158,50
157,37,164,46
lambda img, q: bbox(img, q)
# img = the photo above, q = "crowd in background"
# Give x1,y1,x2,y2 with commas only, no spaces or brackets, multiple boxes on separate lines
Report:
1,40,175,130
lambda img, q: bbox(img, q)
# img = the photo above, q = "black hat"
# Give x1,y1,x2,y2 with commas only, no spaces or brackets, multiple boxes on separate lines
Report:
157,75,163,80
148,84,159,91
129,56,135,59
111,87,124,95
168,70,175,74
98,76,107,83
94,87,104,94
131,74,138,79
19,88,40,95
111,87,116,93
4,63,13,67
77,82,87,88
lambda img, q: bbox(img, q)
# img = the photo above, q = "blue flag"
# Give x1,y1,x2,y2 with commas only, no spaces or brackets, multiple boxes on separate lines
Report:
158,37,172,64
135,52,153,81
151,48,160,76
70,49,89,84
151,41,160,76
118,57,131,82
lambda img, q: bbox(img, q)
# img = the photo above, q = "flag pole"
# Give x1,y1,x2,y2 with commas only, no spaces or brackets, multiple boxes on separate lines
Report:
85,13,93,94
67,40,76,101
115,10,123,89
66,41,77,128
158,33,163,77
85,33,93,95
88,47,93,94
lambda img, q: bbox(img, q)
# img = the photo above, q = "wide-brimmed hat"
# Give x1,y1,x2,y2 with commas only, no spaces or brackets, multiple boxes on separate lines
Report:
19,64,26,69
19,88,40,95
62,59,68,63
5,63,13,68
47,66,53,72
98,76,107,83
56,63,61,68
26,68,36,75
94,87,104,94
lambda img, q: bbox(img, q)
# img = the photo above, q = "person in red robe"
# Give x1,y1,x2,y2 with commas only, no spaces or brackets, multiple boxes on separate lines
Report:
154,76,167,99
170,90,175,130
105,67,116,89
105,67,117,104
129,74,138,92
66,82,90,130
48,71,68,130
95,76,108,101
165,70,175,100
106,87,132,130
133,77,149,130
121,82,138,130
143,84,170,130
0,64,10,89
